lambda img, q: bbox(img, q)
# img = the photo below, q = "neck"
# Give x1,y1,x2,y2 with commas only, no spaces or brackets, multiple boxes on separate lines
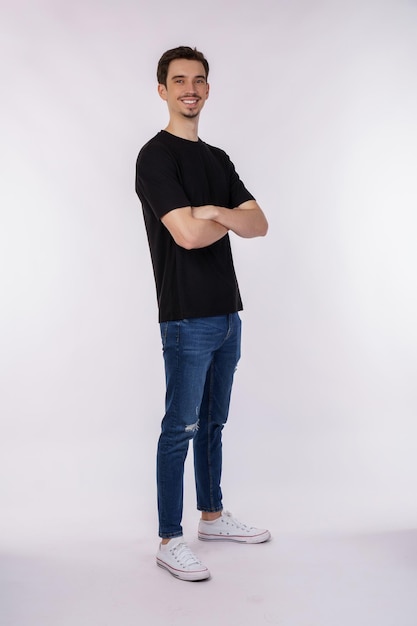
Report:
164,116,200,142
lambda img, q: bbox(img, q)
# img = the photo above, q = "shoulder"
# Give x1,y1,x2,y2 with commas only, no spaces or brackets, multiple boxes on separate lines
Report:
199,140,234,168
136,132,178,172
138,131,168,158
200,140,229,159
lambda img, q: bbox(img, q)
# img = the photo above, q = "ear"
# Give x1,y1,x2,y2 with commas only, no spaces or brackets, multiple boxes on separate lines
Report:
158,83,168,101
206,82,210,99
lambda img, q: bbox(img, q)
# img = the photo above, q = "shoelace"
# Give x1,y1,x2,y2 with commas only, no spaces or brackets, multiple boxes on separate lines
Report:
171,542,202,567
222,510,253,531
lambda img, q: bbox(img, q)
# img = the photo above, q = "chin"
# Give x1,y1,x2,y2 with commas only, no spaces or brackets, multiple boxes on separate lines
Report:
182,112,199,119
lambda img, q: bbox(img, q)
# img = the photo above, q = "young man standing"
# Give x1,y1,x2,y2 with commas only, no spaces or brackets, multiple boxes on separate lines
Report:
135,46,270,582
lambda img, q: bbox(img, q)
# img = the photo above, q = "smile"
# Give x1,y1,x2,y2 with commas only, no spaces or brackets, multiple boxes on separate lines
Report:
181,99,199,105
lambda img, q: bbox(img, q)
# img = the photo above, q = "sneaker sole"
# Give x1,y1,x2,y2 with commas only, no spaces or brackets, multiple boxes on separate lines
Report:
156,558,211,581
198,530,271,544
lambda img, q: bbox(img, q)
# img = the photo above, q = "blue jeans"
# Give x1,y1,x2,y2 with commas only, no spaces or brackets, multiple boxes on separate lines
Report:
157,313,242,538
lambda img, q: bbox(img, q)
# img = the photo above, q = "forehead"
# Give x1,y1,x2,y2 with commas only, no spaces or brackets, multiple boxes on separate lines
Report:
166,58,207,79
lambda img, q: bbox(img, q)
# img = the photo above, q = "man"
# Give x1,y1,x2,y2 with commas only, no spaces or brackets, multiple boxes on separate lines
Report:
135,46,270,582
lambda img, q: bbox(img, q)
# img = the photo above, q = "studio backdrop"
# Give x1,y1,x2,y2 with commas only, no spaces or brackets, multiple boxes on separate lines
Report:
1,0,416,547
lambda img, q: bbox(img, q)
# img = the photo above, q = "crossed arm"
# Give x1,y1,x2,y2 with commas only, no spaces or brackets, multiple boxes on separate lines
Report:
161,200,268,250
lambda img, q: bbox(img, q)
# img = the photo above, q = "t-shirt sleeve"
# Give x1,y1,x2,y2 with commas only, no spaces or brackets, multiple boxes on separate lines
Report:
224,153,255,208
136,143,191,219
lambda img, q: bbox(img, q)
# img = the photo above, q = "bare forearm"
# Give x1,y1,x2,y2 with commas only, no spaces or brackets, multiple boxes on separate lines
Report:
161,207,228,250
192,202,268,238
213,207,268,238
183,219,228,249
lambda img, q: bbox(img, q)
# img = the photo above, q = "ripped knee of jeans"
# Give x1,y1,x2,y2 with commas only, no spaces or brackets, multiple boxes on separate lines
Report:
185,420,199,434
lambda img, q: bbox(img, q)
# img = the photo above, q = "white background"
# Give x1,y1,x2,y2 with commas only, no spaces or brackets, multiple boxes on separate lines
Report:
1,0,417,552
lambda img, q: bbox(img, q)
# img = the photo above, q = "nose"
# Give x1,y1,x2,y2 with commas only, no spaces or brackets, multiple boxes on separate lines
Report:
184,79,197,93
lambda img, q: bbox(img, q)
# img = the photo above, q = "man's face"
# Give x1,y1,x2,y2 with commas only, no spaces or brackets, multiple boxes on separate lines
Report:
158,59,209,119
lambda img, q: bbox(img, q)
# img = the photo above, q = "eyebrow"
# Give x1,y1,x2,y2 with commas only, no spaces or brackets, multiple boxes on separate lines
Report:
170,74,207,81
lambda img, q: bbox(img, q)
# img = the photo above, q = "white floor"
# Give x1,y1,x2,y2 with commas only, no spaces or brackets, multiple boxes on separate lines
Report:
2,529,416,626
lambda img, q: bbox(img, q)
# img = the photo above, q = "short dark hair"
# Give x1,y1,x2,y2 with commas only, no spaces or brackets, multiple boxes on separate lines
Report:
157,46,209,86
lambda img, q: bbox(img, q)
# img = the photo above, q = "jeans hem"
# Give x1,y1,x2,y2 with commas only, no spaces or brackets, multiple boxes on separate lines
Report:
197,506,223,513
159,532,183,540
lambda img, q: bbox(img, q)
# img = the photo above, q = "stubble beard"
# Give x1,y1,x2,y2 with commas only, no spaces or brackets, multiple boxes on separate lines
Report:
181,110,199,119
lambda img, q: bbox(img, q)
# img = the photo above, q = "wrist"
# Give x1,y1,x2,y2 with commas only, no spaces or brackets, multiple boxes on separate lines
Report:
211,205,222,221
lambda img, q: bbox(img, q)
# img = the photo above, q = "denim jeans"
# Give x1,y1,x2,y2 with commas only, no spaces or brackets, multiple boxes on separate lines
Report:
157,313,241,538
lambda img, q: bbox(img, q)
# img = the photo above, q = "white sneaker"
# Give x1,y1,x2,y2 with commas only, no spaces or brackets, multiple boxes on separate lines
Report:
198,510,271,543
156,536,210,581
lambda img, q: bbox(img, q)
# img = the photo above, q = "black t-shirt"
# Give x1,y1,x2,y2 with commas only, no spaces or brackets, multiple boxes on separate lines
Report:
135,130,254,322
